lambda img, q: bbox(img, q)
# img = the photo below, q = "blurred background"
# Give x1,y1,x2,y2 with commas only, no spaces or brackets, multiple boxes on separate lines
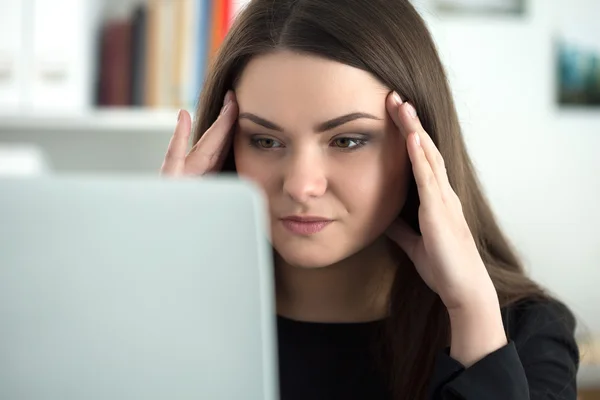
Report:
0,0,599,396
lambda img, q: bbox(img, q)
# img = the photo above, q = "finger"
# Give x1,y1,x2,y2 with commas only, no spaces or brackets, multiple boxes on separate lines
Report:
387,92,454,202
407,130,442,210
185,91,239,174
386,91,411,139
385,218,420,261
160,109,192,176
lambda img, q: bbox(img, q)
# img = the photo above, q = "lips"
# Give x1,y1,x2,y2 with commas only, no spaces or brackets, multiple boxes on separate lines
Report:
280,216,333,235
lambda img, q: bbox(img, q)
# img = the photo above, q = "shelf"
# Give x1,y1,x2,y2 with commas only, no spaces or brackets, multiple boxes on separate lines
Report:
0,108,188,134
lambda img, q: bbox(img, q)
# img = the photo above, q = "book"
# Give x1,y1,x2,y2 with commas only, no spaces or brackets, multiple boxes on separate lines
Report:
98,20,132,106
131,5,147,107
95,0,241,110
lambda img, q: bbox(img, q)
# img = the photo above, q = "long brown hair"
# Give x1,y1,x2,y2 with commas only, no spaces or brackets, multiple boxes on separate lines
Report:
192,0,547,397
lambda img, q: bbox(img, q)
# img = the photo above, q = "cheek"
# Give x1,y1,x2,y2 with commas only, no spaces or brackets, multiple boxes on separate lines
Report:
332,145,409,224
233,140,276,189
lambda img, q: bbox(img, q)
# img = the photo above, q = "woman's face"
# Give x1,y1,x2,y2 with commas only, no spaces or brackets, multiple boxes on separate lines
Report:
233,50,410,268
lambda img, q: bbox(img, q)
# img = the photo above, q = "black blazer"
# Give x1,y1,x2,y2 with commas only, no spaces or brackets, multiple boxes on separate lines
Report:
277,298,580,400
428,299,580,399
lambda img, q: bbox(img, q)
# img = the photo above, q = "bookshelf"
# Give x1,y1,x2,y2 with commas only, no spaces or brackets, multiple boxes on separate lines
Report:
0,0,247,173
0,109,183,134
0,0,245,135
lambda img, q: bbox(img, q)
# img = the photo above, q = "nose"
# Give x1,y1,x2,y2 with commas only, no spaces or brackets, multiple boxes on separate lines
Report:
282,148,327,204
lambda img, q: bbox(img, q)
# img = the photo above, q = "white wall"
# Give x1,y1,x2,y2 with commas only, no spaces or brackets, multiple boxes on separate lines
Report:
1,0,598,333
417,0,600,333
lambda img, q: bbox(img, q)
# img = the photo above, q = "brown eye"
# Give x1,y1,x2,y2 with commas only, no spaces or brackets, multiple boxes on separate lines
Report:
331,138,367,149
251,137,283,149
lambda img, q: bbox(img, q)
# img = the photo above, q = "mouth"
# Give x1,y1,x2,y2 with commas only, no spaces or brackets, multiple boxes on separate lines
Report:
279,216,334,235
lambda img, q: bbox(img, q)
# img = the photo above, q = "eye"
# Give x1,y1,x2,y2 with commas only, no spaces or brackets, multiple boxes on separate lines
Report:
331,137,368,149
251,137,284,149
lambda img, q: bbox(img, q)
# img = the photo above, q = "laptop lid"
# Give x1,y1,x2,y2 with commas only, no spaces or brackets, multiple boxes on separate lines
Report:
0,175,279,400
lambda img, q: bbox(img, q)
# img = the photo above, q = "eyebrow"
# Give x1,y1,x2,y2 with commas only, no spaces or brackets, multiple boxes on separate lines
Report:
238,112,383,133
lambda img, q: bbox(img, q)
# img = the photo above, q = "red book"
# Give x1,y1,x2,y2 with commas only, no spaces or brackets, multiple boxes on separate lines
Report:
222,0,232,35
209,0,222,60
98,20,133,106
210,0,234,60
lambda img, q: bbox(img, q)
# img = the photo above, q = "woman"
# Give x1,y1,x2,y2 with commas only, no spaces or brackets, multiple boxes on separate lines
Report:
160,0,579,398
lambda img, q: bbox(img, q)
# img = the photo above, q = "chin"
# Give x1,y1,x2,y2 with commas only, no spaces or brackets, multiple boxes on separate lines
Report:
272,243,341,269
273,239,363,269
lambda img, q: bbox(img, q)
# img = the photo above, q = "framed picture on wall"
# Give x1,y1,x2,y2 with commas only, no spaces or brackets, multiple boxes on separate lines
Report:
435,0,526,15
555,4,600,107
557,41,600,107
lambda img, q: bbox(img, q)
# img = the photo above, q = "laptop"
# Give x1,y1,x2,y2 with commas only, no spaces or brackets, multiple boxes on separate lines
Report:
0,175,280,400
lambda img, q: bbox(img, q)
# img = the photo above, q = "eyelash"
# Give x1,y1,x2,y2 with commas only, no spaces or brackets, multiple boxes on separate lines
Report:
249,136,370,151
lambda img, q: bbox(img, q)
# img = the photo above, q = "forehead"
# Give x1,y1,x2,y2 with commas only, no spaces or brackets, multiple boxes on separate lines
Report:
234,50,389,128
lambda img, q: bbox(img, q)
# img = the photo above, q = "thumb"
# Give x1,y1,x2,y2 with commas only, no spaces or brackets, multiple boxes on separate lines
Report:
385,219,420,260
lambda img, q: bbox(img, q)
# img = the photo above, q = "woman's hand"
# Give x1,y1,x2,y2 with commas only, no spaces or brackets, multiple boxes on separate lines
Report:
384,91,494,311
160,91,238,176
385,92,506,366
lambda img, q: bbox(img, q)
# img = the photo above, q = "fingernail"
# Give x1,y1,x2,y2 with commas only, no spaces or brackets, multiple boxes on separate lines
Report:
223,91,232,107
220,103,230,115
392,91,403,105
414,132,421,147
406,103,417,119
221,91,233,115
177,109,181,122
